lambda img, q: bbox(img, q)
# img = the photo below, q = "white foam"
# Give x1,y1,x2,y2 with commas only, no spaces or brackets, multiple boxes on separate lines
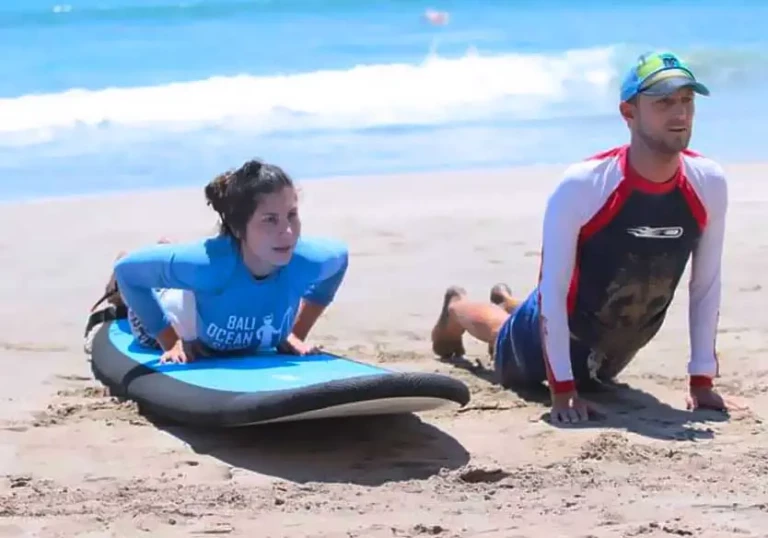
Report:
0,46,618,138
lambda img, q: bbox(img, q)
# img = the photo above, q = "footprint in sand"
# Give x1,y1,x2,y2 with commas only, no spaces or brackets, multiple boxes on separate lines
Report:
738,284,761,292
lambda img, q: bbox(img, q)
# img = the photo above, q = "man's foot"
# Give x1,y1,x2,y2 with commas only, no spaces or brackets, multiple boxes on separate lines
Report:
490,282,518,314
431,285,467,358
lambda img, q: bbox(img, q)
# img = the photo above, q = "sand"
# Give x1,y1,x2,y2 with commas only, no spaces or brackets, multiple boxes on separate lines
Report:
1,162,768,537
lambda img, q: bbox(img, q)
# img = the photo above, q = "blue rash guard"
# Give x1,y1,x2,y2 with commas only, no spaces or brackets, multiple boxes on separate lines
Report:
113,234,349,352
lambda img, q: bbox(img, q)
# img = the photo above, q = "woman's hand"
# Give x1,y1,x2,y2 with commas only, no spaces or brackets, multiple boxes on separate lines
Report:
159,339,196,364
278,333,322,356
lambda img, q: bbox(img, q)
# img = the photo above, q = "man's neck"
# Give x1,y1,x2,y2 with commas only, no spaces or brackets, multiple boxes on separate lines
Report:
627,142,680,184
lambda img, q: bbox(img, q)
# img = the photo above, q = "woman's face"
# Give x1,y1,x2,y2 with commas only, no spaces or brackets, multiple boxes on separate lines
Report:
240,186,301,276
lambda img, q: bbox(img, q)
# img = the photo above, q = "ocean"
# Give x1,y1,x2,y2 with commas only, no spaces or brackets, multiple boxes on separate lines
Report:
1,0,766,201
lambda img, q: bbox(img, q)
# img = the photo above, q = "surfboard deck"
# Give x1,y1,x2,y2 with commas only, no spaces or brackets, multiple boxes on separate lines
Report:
89,319,471,427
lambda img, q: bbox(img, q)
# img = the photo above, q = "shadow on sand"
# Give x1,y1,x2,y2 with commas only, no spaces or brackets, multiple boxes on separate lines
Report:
439,354,730,442
148,412,470,486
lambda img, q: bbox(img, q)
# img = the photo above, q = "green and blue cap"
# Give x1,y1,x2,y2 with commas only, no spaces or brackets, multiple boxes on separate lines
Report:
620,51,710,102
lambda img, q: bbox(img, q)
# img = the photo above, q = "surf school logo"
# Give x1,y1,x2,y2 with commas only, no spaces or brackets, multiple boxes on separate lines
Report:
252,308,297,349
204,307,296,351
256,313,282,349
626,226,684,239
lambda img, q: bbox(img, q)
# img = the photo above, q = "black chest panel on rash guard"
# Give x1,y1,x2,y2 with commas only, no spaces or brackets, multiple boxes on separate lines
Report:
568,186,702,356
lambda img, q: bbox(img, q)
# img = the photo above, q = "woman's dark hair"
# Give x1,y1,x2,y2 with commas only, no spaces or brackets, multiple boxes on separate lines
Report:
204,158,295,239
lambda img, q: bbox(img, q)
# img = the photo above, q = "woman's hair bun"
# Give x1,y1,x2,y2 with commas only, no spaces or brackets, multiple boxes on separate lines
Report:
204,172,232,214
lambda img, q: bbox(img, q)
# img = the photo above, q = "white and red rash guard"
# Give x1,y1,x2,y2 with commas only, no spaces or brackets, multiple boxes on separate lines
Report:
537,145,728,394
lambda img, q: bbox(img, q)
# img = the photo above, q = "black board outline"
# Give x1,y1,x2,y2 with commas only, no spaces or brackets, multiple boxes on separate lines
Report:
89,320,472,427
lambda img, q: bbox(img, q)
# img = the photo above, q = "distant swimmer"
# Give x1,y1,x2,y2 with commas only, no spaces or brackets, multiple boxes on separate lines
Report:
423,9,449,25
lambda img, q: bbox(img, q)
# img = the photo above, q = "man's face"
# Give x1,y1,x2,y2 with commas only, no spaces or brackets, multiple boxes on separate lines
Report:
623,86,696,155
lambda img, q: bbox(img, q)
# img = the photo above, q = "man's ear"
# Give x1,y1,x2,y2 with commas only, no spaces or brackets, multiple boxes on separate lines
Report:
619,100,635,121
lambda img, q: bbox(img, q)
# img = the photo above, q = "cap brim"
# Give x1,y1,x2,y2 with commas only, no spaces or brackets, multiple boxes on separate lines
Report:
640,76,710,97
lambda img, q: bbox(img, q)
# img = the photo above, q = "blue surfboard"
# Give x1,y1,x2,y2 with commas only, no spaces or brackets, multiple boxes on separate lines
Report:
89,318,471,427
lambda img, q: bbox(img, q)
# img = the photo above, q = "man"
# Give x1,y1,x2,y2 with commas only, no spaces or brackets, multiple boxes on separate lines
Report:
430,51,730,425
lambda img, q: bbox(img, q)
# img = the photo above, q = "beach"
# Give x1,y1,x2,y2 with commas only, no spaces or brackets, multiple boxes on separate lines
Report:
2,162,768,537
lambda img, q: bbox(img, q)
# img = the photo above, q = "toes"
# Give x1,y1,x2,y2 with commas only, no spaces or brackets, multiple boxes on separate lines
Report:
445,285,467,304
489,282,512,305
431,285,467,358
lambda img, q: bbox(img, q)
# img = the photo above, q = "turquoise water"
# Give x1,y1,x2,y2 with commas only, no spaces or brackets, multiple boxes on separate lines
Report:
1,0,767,200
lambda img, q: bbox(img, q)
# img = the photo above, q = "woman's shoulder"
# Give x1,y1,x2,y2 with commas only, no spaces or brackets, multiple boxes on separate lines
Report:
168,234,240,289
289,235,349,268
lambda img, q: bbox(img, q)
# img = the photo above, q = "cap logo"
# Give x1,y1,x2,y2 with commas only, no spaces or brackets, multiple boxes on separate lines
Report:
662,56,678,68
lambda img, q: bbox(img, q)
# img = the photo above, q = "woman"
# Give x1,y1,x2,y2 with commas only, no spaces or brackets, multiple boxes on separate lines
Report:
106,158,349,364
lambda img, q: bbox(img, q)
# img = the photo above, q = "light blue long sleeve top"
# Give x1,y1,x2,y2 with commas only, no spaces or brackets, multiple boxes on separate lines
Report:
113,234,349,352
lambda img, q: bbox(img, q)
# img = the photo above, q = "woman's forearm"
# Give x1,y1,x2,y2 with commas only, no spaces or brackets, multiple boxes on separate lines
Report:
291,300,328,341
155,325,181,351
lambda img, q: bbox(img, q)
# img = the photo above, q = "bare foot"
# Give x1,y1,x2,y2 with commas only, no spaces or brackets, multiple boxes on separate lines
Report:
92,238,170,312
489,282,518,314
88,248,128,312
431,285,467,358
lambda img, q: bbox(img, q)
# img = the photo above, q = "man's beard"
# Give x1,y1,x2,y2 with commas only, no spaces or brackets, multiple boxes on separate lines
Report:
637,124,691,156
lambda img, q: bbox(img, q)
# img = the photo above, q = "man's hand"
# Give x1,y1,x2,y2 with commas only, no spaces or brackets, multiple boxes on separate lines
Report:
549,390,601,425
687,386,745,412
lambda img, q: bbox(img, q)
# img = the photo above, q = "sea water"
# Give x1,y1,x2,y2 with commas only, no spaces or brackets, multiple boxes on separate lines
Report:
1,0,766,200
